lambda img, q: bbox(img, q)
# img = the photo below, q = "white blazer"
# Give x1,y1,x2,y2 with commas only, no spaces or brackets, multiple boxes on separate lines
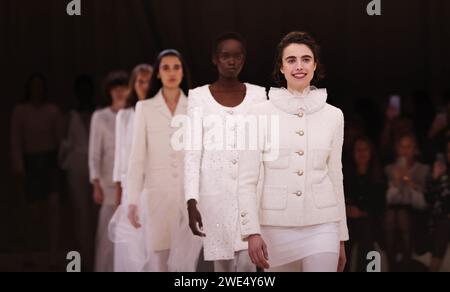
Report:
184,83,267,261
237,87,349,242
126,90,188,251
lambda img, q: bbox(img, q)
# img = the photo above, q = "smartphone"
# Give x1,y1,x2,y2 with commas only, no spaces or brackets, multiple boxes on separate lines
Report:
389,95,402,113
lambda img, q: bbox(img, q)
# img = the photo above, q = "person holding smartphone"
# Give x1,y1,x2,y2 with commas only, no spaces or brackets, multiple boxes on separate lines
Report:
384,134,429,270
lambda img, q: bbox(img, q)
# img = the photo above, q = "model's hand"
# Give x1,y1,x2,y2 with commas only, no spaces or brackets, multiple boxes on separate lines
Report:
187,200,206,237
93,181,104,205
128,204,142,229
114,182,123,210
337,242,347,272
248,234,270,269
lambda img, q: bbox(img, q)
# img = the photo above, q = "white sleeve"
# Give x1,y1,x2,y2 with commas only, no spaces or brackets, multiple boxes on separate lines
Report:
237,107,264,239
88,111,102,183
126,103,147,205
327,110,349,241
184,91,204,203
113,111,124,183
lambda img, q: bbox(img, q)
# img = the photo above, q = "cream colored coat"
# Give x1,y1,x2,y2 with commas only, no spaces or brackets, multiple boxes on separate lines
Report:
126,90,188,251
237,87,349,242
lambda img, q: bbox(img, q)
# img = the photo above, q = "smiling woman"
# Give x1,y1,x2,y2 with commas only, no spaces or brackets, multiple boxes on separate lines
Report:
238,31,349,273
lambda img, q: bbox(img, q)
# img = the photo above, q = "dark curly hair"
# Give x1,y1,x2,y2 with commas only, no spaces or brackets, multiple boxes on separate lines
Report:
273,31,325,87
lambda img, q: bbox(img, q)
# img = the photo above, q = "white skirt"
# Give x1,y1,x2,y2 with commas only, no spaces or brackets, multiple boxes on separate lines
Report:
262,222,340,268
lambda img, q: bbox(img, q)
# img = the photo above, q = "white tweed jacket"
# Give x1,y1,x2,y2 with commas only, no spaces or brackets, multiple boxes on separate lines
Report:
237,87,349,242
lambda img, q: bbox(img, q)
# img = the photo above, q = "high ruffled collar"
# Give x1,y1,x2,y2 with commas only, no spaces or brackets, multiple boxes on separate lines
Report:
268,86,328,115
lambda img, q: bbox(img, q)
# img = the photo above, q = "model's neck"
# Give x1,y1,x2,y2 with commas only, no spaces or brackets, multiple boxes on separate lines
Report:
162,87,181,102
215,76,241,88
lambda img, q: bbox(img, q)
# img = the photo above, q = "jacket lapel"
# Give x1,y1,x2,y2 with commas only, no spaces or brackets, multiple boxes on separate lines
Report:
153,90,173,120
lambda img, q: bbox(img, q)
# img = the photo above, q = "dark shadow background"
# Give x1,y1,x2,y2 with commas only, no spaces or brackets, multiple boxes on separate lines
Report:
1,0,449,272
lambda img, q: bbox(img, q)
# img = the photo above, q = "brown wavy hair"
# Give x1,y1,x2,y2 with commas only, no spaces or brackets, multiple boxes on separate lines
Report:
273,31,325,88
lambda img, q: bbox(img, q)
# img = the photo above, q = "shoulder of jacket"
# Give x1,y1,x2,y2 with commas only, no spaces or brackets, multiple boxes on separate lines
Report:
324,104,344,120
248,100,275,114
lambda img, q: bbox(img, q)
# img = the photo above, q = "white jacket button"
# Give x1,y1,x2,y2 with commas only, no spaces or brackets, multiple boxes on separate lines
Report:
296,170,304,176
296,130,305,137
294,191,303,197
296,150,305,156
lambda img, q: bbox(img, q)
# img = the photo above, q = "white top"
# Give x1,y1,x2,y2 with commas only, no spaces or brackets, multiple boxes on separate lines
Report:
184,83,267,261
10,103,64,173
88,107,117,205
237,87,349,242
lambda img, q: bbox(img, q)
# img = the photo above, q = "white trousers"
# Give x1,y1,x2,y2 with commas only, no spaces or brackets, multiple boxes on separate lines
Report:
146,249,170,272
267,253,339,272
214,250,256,272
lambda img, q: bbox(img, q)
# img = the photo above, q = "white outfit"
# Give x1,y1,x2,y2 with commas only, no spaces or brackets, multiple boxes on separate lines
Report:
89,107,117,272
268,253,339,272
184,83,267,266
237,87,349,270
59,110,94,268
108,108,152,272
126,90,202,272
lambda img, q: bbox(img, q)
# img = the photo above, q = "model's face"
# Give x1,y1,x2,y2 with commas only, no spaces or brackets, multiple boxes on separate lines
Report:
110,85,129,109
396,137,416,161
354,140,372,166
134,72,151,100
158,55,183,90
213,39,245,79
280,43,317,92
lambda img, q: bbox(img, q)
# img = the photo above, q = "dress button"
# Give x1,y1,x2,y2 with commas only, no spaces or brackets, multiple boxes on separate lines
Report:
241,212,248,218
227,110,234,115
242,219,249,225
295,112,304,118
296,170,304,176
296,150,305,156
231,159,238,165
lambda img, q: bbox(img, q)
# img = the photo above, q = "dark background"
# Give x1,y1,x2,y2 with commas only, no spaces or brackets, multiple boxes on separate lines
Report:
1,0,449,270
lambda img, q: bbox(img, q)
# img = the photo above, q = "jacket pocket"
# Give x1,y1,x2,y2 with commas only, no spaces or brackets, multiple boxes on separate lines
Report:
261,185,288,210
312,182,338,209
312,148,331,171
264,148,291,169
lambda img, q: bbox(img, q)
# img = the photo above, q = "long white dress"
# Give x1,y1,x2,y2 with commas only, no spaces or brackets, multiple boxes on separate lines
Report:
89,107,117,272
108,108,154,272
184,83,267,263
59,110,95,268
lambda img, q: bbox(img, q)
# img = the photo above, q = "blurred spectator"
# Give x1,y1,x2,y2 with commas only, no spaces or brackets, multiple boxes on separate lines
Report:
10,73,64,268
380,95,415,164
426,138,450,272
344,136,386,272
384,134,429,270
